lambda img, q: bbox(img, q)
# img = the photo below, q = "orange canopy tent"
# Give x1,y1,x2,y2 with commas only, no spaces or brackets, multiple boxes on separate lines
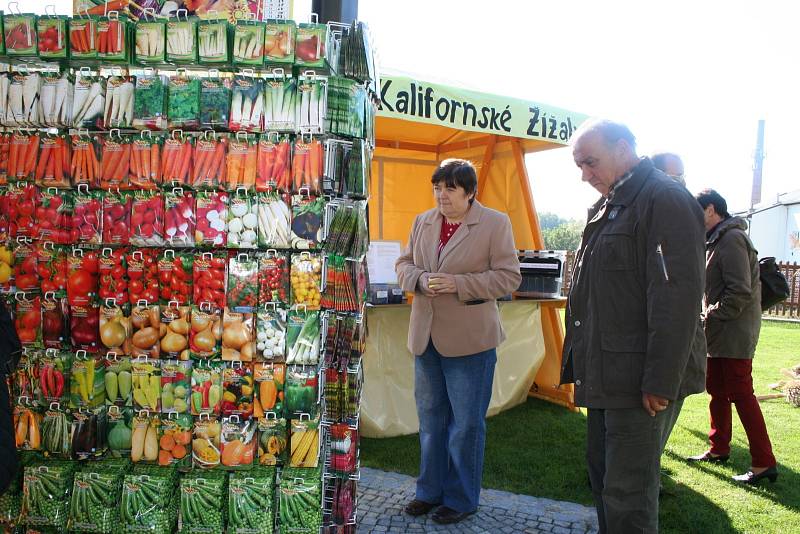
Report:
368,72,587,410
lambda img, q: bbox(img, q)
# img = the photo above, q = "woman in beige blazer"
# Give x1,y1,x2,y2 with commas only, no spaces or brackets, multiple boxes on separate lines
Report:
395,159,521,524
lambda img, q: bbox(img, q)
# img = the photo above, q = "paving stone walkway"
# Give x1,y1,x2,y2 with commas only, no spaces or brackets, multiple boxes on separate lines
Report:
357,468,598,533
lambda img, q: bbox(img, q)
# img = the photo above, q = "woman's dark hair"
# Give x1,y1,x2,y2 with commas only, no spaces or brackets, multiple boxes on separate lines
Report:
431,159,478,204
696,188,730,218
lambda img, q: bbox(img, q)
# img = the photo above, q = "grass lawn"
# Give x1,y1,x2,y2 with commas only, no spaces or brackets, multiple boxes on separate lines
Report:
361,320,800,533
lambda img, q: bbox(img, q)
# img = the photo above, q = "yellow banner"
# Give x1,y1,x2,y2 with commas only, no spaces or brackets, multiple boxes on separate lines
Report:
377,74,587,145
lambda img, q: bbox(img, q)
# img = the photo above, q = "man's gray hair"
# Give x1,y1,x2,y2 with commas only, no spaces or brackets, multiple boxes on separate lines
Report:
571,118,637,150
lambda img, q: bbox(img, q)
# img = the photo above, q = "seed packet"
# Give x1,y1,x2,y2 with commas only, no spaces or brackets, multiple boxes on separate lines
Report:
158,249,193,305
256,135,292,192
256,193,294,251
192,134,228,189
285,308,320,365
160,304,190,360
37,243,69,298
40,403,72,458
13,240,39,293
189,303,222,361
104,75,136,129
37,14,69,59
290,194,326,249
130,303,161,358
135,18,166,64
35,135,71,188
166,17,197,63
264,20,296,64
167,73,200,130
192,414,222,469
161,359,191,415
71,406,108,460
193,252,227,309
72,76,106,130
295,21,330,69
226,190,258,249
288,414,320,468
36,188,72,243
229,75,265,132
15,293,41,348
195,191,229,247
105,353,133,406
39,72,74,129
258,251,290,305
256,306,286,362
70,17,97,59
38,349,70,406
130,411,160,463
4,14,37,56
233,19,266,66
198,19,229,64
129,190,165,247
101,189,132,245
158,412,192,467
190,361,223,415
130,133,163,189
257,413,287,466
263,75,296,132
180,471,227,533
107,405,134,458
284,366,318,417
131,358,160,412
70,305,101,353
227,253,258,309
228,467,276,530
99,133,131,188
98,247,129,305
70,351,106,409
220,414,257,470
221,307,256,362
290,252,323,309
127,249,160,305
221,361,254,417
161,135,194,186
97,14,128,62
133,72,168,130
164,188,195,247
99,299,131,355
253,362,285,416
200,76,232,131
226,136,258,190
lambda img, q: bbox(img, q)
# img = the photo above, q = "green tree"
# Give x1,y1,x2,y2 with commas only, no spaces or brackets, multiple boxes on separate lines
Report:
542,221,583,251
538,212,566,230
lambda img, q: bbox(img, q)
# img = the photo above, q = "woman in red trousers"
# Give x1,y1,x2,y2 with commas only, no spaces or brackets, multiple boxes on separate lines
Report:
688,189,778,484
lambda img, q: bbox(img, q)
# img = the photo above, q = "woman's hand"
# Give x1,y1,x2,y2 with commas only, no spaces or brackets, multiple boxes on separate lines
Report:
428,273,457,294
417,273,439,298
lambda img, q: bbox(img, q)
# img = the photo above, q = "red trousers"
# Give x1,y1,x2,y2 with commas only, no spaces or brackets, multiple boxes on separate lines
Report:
706,358,776,468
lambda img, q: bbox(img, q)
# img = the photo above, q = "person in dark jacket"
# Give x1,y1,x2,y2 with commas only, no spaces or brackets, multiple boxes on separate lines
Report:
651,153,707,457
561,119,706,534
687,189,778,484
0,297,22,495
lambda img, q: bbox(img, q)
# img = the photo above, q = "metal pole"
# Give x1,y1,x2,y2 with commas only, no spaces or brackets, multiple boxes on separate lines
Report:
751,119,765,208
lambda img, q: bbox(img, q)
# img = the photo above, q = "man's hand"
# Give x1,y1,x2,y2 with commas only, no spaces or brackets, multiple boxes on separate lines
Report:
418,273,438,298
642,393,670,417
427,273,458,294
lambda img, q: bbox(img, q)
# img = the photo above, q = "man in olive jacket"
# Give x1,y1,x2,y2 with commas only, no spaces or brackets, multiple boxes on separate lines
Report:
687,189,777,484
561,119,706,534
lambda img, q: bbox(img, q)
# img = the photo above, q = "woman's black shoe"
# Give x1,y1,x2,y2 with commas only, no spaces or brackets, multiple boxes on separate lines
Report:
686,451,730,464
403,499,439,516
431,506,476,524
732,466,778,485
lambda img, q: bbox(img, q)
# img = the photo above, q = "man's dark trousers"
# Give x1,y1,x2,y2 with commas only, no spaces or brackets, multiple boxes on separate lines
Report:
587,402,677,534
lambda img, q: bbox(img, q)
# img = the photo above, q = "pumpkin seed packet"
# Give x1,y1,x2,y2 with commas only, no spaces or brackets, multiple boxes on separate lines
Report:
106,405,134,458
158,412,192,469
220,414,256,470
257,413,287,466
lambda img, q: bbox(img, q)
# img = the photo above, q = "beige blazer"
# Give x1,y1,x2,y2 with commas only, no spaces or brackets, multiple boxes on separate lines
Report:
395,201,521,357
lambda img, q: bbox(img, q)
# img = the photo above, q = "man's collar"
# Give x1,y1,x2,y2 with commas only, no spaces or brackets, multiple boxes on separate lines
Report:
605,158,653,207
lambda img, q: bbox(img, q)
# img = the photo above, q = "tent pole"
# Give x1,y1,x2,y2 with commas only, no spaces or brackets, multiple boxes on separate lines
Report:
510,138,574,410
476,135,497,203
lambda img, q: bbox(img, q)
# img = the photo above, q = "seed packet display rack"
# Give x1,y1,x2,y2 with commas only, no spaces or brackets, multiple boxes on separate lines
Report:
0,5,377,533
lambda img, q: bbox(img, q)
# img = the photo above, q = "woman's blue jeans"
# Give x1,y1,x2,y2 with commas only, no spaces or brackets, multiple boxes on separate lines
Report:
414,340,496,513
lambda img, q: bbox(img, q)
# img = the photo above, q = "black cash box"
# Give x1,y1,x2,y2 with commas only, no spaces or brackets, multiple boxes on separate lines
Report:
515,250,566,298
